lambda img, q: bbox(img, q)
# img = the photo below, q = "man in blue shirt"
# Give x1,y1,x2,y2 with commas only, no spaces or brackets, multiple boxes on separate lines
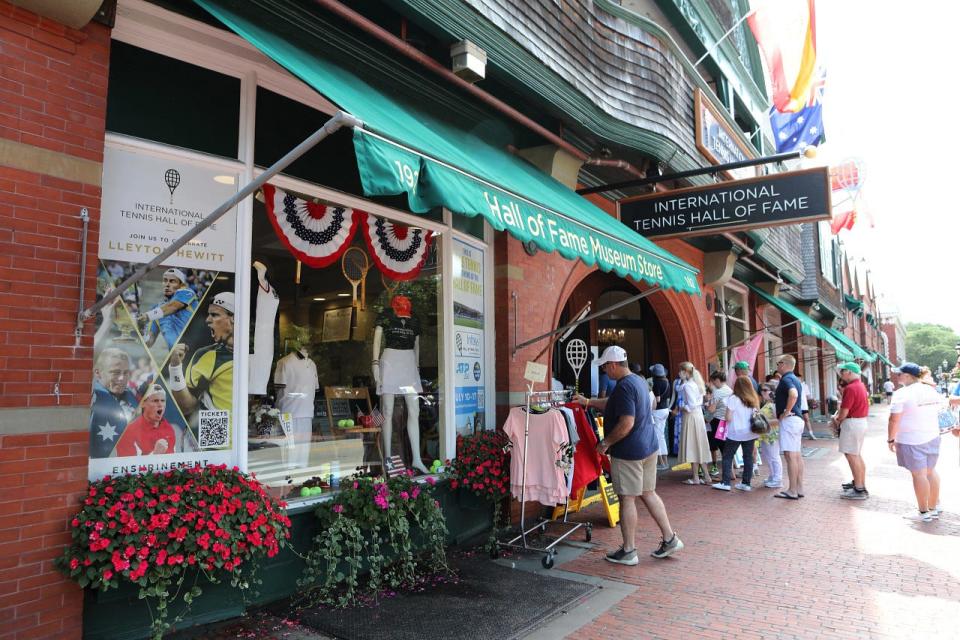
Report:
138,268,198,349
773,354,805,500
575,346,683,565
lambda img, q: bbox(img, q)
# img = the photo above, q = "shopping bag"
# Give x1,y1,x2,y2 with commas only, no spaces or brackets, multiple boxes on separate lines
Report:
714,419,728,441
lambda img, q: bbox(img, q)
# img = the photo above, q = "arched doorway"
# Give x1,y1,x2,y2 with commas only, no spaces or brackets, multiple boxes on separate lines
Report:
550,269,688,393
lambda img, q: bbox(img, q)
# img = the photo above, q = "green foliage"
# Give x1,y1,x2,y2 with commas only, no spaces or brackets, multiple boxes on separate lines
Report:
55,465,291,640
905,323,960,373
297,473,449,607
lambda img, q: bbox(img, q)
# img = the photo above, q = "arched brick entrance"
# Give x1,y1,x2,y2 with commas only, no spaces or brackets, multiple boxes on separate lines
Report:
551,261,708,379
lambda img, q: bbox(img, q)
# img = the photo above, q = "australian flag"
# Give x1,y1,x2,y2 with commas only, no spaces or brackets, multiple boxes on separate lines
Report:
769,69,826,153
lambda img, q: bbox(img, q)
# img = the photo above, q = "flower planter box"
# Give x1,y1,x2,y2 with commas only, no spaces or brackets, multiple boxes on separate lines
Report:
81,478,492,639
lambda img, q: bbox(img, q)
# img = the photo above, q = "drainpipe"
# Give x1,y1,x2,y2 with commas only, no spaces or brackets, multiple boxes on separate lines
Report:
313,0,647,180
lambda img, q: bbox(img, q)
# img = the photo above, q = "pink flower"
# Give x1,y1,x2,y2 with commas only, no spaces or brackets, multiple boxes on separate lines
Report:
332,504,344,514
425,476,436,486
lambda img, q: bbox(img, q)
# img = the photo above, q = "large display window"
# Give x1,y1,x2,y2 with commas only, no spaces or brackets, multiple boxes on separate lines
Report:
91,16,495,501
244,182,445,499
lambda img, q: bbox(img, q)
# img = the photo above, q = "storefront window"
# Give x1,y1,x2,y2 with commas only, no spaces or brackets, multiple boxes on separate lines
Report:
107,41,241,160
714,285,748,371
246,187,444,501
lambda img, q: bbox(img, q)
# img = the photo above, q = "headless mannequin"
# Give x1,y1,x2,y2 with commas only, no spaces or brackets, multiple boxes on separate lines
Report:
372,297,428,474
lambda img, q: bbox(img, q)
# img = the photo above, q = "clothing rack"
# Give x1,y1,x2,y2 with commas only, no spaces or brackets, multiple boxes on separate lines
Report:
494,385,592,569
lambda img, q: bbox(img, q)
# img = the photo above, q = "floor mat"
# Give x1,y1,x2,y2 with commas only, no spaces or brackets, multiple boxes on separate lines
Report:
297,555,597,640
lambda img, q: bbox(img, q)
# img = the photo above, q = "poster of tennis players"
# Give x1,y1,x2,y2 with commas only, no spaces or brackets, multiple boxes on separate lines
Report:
89,145,239,480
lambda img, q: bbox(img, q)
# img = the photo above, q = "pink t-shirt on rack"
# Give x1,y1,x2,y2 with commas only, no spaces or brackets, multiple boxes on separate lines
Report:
502,407,569,506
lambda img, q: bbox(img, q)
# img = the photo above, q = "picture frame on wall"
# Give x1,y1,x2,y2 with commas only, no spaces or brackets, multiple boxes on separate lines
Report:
322,307,353,342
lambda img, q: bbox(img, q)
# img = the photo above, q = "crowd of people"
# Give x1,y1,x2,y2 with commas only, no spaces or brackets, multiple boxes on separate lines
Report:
574,347,960,565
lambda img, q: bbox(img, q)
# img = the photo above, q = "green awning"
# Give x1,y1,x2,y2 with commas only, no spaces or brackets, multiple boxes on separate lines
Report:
843,294,863,312
822,325,876,363
874,351,894,367
195,0,700,295
748,285,855,362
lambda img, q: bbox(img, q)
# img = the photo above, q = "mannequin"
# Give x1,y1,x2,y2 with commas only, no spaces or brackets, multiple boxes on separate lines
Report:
372,295,428,474
274,339,319,469
249,261,279,395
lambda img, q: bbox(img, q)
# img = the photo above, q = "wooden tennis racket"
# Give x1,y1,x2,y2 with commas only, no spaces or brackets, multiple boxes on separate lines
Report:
381,272,399,299
342,247,370,310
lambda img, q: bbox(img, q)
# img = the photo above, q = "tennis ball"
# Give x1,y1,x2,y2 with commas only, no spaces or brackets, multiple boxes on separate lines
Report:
345,419,355,428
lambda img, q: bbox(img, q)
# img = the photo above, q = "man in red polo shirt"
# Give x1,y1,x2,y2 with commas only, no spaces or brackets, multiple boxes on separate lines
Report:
830,363,870,500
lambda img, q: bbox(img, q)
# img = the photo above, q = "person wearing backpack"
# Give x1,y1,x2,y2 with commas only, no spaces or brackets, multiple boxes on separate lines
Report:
714,376,762,491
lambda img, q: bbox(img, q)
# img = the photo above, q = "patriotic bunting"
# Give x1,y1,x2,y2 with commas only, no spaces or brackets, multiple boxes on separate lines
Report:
262,184,432,279
361,214,433,280
262,184,360,268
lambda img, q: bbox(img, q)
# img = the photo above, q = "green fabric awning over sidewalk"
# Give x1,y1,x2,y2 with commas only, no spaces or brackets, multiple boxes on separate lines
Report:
195,0,700,295
748,285,855,362
822,325,876,363
874,351,894,367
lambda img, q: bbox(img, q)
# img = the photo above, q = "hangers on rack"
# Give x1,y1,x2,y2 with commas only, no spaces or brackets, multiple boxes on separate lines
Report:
525,388,572,411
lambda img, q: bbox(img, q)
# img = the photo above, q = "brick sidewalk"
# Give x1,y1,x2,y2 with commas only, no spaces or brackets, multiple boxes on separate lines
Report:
557,406,960,640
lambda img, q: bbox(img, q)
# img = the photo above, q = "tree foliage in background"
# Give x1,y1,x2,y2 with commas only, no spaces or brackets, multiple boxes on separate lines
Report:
905,323,960,373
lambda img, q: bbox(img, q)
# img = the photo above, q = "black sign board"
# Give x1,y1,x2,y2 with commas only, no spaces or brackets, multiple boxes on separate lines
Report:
619,167,831,239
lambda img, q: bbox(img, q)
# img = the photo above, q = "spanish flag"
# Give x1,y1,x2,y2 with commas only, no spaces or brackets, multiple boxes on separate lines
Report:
748,0,818,113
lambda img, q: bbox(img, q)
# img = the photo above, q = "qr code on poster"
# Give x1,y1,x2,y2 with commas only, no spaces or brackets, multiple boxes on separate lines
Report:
198,410,230,449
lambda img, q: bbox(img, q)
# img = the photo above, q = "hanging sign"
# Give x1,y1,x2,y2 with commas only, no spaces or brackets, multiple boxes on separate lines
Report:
695,89,758,181
620,167,831,239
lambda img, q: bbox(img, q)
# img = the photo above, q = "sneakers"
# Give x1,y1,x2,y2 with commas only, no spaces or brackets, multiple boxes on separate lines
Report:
841,481,854,490
712,483,731,491
734,483,752,492
929,509,940,520
841,487,869,500
651,533,684,559
605,546,639,566
903,511,933,523
763,480,782,489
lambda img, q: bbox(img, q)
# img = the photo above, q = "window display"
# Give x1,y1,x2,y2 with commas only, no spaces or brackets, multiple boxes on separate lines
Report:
248,184,444,499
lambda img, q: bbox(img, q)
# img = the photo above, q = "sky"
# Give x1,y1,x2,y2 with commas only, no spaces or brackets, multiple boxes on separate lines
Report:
807,1,960,333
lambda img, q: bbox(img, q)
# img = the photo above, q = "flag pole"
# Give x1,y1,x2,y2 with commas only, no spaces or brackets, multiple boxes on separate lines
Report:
694,7,758,68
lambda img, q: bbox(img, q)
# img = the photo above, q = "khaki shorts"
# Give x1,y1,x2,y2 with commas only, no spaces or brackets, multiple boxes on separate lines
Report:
838,417,868,455
610,453,658,496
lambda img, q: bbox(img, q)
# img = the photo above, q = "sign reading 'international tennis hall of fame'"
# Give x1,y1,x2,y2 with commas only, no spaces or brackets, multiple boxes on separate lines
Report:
619,167,831,239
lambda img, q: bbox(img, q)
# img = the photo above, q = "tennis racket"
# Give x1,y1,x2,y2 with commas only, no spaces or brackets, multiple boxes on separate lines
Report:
381,272,399,299
341,247,370,310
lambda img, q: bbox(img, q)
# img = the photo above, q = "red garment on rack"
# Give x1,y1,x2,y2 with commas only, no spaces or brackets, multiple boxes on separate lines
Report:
563,403,604,493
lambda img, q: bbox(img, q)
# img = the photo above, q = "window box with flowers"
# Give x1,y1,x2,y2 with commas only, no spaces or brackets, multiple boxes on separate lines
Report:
297,471,451,607
56,465,291,640
444,430,511,548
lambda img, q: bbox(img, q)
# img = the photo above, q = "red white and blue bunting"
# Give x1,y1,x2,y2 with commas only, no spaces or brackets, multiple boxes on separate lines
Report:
262,184,360,268
262,184,432,279
360,214,433,280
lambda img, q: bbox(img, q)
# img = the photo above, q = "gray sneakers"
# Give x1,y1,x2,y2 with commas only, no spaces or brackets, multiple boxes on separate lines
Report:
651,533,684,559
605,547,639,566
841,487,869,500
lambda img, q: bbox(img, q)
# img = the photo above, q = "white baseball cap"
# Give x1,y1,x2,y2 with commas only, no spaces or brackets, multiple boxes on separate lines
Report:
163,268,188,285
210,291,234,314
596,345,627,367
144,383,166,399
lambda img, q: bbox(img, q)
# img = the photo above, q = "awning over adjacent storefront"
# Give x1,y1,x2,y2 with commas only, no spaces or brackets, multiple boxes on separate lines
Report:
195,0,700,295
873,351,894,367
822,325,876,363
748,285,855,362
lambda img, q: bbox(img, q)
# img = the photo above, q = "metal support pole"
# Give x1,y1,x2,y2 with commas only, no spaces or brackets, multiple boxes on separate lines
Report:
512,286,661,355
576,150,806,196
77,110,361,331
76,207,90,337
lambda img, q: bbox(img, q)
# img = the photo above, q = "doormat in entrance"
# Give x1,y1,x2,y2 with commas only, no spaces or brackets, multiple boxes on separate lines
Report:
297,554,597,640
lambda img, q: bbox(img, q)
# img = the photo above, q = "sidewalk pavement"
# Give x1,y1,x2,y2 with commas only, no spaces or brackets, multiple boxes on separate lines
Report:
182,407,959,639
558,405,960,640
